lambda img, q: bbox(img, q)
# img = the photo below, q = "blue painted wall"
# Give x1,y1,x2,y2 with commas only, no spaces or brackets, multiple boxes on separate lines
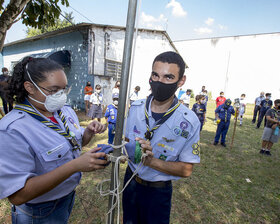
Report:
3,30,93,109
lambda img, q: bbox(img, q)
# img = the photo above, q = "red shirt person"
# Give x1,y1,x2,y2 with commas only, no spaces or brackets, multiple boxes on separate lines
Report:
216,91,226,108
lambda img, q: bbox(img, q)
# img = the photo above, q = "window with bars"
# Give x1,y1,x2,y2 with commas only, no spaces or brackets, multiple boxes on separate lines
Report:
105,59,122,79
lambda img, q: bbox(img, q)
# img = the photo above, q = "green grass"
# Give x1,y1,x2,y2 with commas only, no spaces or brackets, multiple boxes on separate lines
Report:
0,100,279,224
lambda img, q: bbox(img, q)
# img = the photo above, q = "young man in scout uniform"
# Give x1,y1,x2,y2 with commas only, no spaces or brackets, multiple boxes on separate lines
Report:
123,51,200,224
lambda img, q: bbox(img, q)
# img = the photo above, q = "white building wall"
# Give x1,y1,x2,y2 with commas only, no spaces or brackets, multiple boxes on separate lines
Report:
92,27,176,105
174,33,280,103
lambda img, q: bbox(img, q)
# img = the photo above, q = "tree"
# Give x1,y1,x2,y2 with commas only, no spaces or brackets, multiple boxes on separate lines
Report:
26,12,74,37
0,0,69,52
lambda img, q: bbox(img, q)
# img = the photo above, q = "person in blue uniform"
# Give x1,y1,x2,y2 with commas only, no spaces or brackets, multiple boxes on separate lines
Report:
256,93,273,128
105,93,119,144
213,99,235,147
252,91,265,124
0,57,108,224
122,51,200,224
192,94,207,131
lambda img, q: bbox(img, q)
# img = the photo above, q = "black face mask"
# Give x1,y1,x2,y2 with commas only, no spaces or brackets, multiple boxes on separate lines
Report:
87,83,91,86
149,78,178,102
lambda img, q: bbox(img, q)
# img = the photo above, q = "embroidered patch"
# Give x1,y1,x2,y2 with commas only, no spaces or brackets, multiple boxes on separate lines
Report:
162,137,175,142
159,154,167,161
192,142,200,156
180,121,188,130
157,143,174,152
133,125,140,134
69,131,76,137
181,130,189,139
173,126,182,136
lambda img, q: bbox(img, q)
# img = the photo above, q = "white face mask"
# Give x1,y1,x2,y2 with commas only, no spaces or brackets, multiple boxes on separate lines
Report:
3,71,8,75
201,99,206,104
113,100,118,106
96,89,101,93
27,68,67,112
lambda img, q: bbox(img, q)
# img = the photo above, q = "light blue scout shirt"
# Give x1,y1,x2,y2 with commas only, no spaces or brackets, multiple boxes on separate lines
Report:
125,98,201,182
255,96,265,106
0,103,84,203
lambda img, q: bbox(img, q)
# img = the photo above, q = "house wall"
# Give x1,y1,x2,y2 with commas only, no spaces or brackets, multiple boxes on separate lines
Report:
174,33,280,103
91,27,176,106
3,27,177,110
3,30,91,109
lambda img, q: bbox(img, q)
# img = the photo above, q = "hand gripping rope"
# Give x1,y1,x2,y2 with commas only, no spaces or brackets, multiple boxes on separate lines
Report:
96,141,147,224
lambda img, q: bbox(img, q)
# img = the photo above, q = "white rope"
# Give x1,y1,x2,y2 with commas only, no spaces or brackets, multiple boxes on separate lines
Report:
96,144,147,224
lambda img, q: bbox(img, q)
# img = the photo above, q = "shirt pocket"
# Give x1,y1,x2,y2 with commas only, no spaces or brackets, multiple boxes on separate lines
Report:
152,142,179,162
39,142,73,171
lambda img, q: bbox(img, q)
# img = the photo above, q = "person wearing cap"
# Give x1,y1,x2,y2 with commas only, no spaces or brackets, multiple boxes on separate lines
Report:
122,51,200,224
179,89,192,108
252,91,265,124
213,99,235,147
256,93,273,128
104,93,119,144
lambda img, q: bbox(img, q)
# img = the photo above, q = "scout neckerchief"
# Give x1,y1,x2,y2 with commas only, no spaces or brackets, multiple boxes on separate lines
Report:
144,94,180,140
14,100,80,151
224,105,228,122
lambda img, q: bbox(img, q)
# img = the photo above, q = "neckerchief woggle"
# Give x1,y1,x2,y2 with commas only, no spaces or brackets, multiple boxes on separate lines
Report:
14,99,81,151
144,94,180,141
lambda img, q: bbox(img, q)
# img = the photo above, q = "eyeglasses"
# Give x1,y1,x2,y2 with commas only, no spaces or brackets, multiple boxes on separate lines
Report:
38,85,71,96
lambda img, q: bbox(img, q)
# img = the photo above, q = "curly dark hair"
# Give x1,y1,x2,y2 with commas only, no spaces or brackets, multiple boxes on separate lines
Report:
7,57,63,104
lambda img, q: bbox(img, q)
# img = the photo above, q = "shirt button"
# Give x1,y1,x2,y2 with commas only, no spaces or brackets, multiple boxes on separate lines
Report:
58,154,61,158
164,150,167,153
184,112,187,115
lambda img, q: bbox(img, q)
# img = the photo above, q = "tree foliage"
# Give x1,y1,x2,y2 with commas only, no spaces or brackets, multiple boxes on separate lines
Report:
0,0,69,51
26,11,74,37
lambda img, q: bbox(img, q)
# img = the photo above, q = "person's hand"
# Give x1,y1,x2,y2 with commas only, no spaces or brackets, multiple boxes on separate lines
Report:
86,120,106,135
74,147,108,172
135,137,154,166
